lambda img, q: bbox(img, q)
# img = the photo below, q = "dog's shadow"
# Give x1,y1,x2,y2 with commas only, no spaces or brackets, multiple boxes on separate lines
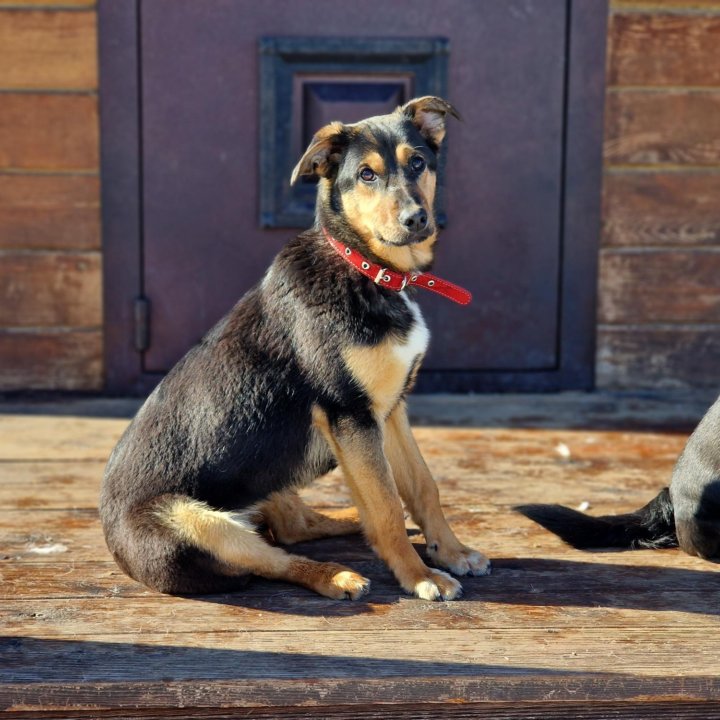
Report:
188,532,720,618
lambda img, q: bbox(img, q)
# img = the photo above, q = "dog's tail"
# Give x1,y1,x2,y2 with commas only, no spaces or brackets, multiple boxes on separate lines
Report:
514,487,678,550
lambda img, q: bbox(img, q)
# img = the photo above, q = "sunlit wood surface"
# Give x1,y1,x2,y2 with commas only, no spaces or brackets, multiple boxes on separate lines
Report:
2,394,719,719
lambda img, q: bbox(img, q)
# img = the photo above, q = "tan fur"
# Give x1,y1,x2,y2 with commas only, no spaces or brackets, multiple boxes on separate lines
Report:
342,336,411,420
362,150,385,175
155,496,370,599
339,152,438,273
290,121,346,184
367,234,437,274
384,402,491,577
311,405,462,599
395,143,416,165
259,489,361,544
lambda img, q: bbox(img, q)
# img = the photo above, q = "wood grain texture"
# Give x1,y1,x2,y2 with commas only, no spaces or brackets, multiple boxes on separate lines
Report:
0,174,100,250
0,9,96,90
0,250,102,328
0,1,94,5
3,398,720,714
0,250,101,326
605,91,720,165
612,0,720,8
603,171,720,246
598,249,720,323
0,93,98,171
597,326,720,388
609,13,720,87
0,329,101,390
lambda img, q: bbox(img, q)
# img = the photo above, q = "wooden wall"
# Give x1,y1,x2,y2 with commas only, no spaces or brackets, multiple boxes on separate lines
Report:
0,1,718,391
0,0,102,390
598,0,720,388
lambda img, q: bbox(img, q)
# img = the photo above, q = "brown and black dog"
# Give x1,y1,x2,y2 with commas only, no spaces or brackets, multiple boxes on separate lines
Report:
100,96,490,601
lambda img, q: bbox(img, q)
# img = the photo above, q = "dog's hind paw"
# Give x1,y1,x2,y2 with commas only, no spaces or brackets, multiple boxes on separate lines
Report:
413,570,462,601
329,569,371,601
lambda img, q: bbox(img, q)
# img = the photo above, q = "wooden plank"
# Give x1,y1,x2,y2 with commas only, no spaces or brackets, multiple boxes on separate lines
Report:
2,627,718,684
0,415,123,460
1,702,719,720
0,461,105,509
0,10,96,90
597,326,720,389
603,171,720,246
0,250,101,326
3,628,720,684
1,492,699,565
0,418,689,471
0,94,98,171
0,1,94,6
2,672,719,716
0,174,100,250
608,13,720,87
4,581,720,637
598,249,720,323
0,329,102,390
605,91,720,165
3,554,717,600
612,0,720,8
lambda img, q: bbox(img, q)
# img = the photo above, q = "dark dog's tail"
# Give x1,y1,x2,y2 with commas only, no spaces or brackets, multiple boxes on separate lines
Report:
514,487,678,550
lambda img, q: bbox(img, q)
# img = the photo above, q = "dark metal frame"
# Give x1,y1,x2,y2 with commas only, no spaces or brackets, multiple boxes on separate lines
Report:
99,0,607,395
259,36,449,229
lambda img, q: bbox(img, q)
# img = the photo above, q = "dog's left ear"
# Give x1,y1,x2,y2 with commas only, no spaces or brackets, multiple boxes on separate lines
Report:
401,96,461,151
290,121,348,185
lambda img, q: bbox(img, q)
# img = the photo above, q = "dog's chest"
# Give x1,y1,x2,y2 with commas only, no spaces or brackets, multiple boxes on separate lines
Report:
342,295,429,418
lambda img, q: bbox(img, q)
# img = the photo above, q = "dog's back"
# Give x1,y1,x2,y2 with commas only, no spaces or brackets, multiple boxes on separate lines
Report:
672,395,720,558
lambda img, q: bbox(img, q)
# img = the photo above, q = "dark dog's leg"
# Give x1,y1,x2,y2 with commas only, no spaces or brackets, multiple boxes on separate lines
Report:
259,489,361,544
155,496,370,599
385,401,491,577
312,406,462,600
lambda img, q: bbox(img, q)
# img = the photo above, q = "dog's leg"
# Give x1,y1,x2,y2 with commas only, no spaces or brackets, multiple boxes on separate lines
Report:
157,496,370,599
385,401,491,577
259,489,361,544
313,406,462,600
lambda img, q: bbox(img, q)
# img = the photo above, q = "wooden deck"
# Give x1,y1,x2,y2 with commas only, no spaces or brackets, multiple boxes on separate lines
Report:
2,393,720,719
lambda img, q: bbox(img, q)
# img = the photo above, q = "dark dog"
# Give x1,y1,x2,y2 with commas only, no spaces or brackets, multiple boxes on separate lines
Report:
100,96,490,601
516,394,720,559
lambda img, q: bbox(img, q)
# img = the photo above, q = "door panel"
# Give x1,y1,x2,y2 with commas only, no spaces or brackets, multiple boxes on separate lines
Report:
140,0,566,373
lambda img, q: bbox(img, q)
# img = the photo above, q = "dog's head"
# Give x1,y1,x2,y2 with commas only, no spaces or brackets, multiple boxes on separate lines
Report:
291,96,460,273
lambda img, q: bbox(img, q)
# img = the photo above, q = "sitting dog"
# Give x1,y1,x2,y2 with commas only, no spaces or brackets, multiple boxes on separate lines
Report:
516,393,720,559
100,96,491,601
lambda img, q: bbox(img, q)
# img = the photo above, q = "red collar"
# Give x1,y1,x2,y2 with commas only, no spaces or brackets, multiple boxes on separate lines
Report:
322,228,472,305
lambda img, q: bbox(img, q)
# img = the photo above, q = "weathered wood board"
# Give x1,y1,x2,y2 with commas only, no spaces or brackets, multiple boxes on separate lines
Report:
2,395,720,718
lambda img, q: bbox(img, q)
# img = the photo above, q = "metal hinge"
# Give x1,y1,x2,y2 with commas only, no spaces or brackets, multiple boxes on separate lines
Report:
133,296,150,352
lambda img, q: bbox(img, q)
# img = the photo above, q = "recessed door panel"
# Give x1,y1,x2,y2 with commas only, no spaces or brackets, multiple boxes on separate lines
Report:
140,0,566,374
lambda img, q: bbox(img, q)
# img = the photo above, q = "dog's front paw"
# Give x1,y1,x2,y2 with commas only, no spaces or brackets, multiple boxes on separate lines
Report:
413,569,462,601
428,542,492,577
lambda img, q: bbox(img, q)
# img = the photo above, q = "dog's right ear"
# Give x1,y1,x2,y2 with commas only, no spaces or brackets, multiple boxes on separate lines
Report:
290,121,348,185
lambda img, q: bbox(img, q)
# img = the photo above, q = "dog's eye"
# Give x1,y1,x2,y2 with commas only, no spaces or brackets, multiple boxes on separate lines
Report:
410,155,426,173
359,167,377,182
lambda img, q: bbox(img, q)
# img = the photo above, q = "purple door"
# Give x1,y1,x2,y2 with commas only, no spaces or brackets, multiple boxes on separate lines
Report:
100,0,607,392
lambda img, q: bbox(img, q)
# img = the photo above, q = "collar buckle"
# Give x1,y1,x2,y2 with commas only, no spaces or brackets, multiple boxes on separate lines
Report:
374,267,389,285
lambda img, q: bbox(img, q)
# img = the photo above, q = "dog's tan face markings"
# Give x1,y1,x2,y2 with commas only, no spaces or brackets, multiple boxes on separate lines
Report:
338,135,439,273
292,96,459,274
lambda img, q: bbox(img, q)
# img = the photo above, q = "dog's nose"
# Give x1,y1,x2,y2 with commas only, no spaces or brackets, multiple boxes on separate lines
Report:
400,208,428,233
